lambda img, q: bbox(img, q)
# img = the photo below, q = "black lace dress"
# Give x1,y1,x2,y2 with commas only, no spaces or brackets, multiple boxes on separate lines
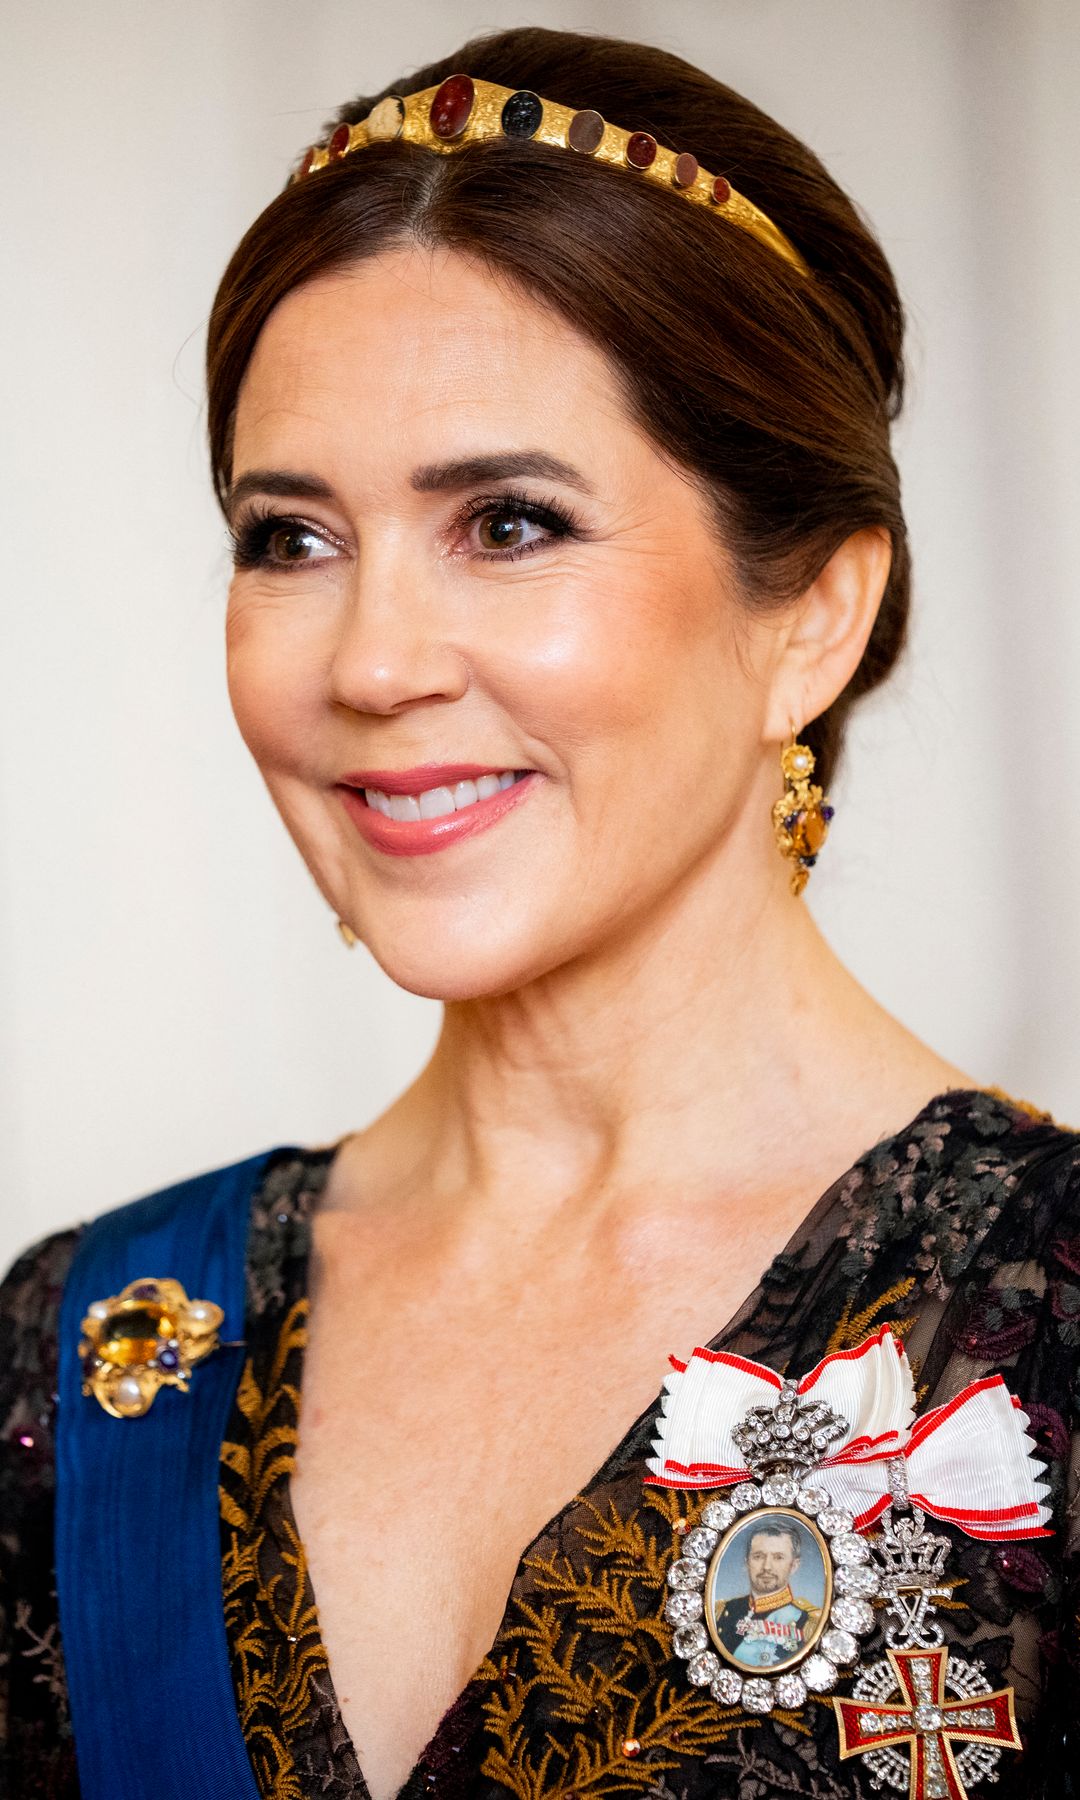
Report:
3,1084,1080,1798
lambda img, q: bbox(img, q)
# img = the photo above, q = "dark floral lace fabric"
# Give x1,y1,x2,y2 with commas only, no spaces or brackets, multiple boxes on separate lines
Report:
3,1084,1080,1798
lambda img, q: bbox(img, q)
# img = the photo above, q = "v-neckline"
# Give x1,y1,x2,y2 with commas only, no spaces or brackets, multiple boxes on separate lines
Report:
276,1083,1004,1800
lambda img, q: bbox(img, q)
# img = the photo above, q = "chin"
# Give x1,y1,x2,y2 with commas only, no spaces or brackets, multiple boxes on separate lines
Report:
364,936,539,1004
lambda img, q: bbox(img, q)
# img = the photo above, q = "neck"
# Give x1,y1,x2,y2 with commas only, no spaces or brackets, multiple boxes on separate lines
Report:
355,821,938,1229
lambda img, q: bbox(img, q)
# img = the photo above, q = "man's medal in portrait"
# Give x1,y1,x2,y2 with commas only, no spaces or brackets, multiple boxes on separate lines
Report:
647,1326,1049,1797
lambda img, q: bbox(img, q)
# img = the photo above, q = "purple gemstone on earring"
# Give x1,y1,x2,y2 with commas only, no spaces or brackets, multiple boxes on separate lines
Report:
156,1344,181,1372
801,854,818,867
783,812,799,831
822,804,835,821
132,1282,158,1301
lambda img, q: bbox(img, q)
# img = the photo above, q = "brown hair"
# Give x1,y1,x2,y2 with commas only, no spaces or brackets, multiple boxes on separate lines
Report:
206,26,910,789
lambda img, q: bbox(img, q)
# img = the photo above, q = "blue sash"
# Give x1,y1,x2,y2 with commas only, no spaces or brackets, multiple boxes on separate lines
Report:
55,1146,296,1800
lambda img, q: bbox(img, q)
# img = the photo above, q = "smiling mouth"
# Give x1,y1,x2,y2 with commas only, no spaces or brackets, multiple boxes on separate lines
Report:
356,770,530,821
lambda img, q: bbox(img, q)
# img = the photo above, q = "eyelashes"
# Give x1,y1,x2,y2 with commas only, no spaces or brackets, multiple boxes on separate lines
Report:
228,487,583,572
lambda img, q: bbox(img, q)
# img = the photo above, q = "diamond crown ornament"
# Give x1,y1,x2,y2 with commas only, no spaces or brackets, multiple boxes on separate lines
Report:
731,1378,848,1478
872,1505,951,1601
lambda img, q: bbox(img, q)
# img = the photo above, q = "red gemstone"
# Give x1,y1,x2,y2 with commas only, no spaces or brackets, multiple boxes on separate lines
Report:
673,151,699,189
712,175,732,205
430,74,475,140
626,131,657,170
297,146,316,180
327,123,351,160
567,109,605,154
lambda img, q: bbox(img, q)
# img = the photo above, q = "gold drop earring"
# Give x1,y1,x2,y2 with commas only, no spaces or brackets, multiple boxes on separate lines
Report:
336,918,357,947
771,719,835,897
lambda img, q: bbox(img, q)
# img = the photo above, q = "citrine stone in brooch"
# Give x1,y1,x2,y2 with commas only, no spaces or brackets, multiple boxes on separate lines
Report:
79,1278,224,1417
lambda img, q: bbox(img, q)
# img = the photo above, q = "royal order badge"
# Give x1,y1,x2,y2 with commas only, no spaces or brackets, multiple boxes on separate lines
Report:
646,1326,1049,1796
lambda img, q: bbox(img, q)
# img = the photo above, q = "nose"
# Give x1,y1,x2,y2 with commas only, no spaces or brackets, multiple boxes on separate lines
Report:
326,547,469,716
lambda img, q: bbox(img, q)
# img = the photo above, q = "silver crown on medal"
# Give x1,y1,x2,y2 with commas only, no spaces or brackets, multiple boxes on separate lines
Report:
647,1326,1050,1795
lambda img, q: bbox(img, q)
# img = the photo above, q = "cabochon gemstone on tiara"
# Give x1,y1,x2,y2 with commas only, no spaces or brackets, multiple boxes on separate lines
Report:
673,151,699,189
501,89,543,139
367,95,405,141
626,131,658,170
327,123,351,160
430,74,475,140
568,108,605,154
711,175,732,204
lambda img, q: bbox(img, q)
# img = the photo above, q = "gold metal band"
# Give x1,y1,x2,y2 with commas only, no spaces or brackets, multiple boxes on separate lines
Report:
293,76,809,277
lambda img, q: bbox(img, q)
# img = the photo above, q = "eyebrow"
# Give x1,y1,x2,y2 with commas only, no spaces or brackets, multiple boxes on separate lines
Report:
225,451,594,522
410,451,594,496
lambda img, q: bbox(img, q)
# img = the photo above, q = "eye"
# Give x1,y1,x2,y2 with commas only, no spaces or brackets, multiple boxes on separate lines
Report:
474,508,549,554
229,511,340,571
457,489,581,562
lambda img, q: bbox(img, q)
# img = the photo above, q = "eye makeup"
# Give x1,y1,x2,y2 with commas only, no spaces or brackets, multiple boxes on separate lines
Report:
228,486,585,571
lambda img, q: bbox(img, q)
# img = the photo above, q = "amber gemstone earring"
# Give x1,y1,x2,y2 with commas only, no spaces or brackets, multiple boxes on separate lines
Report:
771,722,835,897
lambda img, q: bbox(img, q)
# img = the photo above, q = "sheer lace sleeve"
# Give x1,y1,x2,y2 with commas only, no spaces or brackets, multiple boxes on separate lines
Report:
0,1227,81,1794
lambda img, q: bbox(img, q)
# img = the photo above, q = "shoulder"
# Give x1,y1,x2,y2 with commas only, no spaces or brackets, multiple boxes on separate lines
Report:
0,1142,316,1374
970,1086,1080,1254
840,1084,1080,1288
0,1224,83,1480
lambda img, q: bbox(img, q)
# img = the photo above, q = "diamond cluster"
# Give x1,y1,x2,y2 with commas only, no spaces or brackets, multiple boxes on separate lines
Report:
666,1481,879,1717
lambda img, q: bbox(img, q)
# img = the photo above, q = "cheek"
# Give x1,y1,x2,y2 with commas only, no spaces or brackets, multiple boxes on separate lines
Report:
225,594,326,771
490,555,733,766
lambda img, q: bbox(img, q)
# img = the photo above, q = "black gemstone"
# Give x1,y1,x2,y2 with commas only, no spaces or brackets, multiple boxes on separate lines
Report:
783,811,799,830
822,804,835,820
501,90,543,139
801,853,818,866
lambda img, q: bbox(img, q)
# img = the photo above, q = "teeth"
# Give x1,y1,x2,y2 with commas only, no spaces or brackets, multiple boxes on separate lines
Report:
365,770,520,820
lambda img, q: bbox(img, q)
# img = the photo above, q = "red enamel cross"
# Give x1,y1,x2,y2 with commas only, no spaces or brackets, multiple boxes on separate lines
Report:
833,1646,1021,1800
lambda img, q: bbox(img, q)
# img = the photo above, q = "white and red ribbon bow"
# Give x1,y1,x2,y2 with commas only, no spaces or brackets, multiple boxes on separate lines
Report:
645,1324,1051,1540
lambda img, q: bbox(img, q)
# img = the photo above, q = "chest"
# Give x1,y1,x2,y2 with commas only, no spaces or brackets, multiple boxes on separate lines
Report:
287,1206,798,1794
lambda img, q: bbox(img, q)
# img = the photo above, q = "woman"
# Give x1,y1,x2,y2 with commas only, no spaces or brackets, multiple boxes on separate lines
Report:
2,24,1078,1800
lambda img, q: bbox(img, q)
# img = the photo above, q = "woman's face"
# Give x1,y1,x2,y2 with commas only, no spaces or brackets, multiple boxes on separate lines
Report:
226,244,786,999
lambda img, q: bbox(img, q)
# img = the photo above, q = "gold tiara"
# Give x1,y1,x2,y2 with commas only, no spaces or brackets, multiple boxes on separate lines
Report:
291,75,809,277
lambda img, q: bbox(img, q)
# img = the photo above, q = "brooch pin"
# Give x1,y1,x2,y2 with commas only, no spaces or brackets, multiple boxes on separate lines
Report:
79,1277,224,1416
646,1326,1048,1796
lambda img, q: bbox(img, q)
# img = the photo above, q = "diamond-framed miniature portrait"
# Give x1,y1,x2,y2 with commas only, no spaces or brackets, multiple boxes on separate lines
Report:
705,1506,831,1672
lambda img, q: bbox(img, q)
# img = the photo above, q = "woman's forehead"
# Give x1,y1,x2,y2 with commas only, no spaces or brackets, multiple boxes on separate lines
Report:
239,246,615,421
232,245,634,469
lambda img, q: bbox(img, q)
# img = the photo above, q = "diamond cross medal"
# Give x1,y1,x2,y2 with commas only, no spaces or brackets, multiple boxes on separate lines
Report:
833,1462,1021,1799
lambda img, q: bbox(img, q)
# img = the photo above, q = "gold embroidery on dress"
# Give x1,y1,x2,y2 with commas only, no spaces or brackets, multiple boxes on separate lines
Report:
220,1299,328,1800
477,1487,810,1798
824,1277,917,1354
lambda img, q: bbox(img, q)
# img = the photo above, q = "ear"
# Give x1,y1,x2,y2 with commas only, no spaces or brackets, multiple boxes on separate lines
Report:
763,526,892,741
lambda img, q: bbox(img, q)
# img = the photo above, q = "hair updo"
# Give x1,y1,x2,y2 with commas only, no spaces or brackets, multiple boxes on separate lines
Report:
207,26,910,791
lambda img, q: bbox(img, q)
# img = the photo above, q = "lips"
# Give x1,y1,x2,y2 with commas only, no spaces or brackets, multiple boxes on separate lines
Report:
340,763,527,796
338,769,539,857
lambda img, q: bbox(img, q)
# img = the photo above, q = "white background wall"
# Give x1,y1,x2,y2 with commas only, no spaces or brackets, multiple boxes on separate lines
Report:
2,0,1078,1272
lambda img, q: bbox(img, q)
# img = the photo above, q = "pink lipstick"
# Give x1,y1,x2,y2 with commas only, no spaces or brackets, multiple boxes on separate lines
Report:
337,769,539,857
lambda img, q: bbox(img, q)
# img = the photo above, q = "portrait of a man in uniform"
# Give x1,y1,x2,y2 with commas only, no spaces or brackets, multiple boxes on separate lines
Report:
708,1514,826,1671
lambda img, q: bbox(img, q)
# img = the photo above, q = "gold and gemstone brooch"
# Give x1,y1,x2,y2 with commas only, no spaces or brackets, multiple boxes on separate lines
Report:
79,1277,224,1417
